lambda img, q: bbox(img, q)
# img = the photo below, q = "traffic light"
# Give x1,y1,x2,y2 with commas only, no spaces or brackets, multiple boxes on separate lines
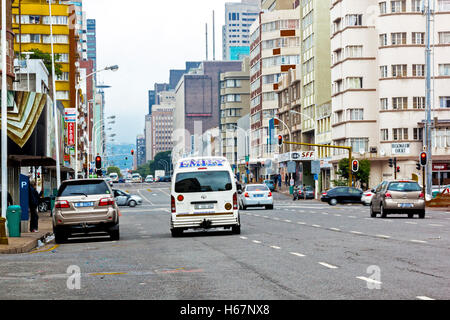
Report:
388,158,394,168
416,162,421,171
278,135,283,147
352,160,359,173
420,152,427,166
396,166,400,173
131,149,134,156
95,156,102,169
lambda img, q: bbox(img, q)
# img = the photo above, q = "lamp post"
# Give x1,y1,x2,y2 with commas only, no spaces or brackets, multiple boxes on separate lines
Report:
227,124,249,177
75,66,118,177
1,0,8,229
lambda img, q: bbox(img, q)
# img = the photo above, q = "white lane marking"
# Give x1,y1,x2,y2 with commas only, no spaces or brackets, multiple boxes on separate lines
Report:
416,296,435,300
405,222,418,225
240,236,248,240
318,262,338,269
290,252,306,257
297,222,306,225
273,217,280,221
356,276,382,286
252,240,262,244
348,216,357,218
284,219,292,223
321,212,329,215
429,224,444,227
270,245,281,250
254,214,260,217
350,231,364,235
137,189,154,206
312,224,321,228
376,234,391,239
334,214,341,217
330,228,340,231
410,239,427,244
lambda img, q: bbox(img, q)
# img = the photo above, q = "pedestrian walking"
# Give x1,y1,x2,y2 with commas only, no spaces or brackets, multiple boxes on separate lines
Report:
29,180,39,233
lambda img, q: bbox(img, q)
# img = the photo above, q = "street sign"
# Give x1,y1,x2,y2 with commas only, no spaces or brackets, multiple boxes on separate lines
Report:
313,174,319,181
287,161,296,173
311,160,320,175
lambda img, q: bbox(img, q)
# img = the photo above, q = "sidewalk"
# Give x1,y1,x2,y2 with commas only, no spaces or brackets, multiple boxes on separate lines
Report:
0,211,54,254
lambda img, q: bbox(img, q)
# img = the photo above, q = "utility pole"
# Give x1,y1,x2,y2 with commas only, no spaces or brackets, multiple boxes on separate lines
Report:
424,0,433,196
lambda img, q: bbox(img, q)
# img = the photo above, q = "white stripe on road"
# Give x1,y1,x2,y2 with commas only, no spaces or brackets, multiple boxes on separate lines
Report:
416,296,435,300
350,231,364,235
137,189,154,206
410,239,427,244
376,234,391,239
405,222,418,225
284,219,292,223
290,252,306,257
330,228,340,231
318,262,338,269
252,240,262,244
429,224,444,227
356,276,382,286
297,222,306,225
240,236,248,240
312,224,321,228
270,245,281,250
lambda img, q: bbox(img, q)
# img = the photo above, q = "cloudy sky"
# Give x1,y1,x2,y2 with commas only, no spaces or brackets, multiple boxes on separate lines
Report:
83,0,230,144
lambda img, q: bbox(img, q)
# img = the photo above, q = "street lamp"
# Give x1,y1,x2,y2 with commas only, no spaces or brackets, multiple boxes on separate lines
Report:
75,65,119,177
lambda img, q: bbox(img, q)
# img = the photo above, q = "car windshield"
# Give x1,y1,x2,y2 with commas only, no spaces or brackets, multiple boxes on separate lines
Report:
304,186,313,191
247,185,269,192
388,182,422,192
58,180,110,197
175,171,232,193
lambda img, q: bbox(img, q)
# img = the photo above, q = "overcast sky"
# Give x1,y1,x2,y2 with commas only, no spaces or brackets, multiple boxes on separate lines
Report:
83,0,231,144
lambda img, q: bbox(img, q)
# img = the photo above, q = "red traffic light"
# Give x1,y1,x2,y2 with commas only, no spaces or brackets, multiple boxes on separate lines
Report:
277,135,283,146
420,152,427,166
352,160,359,172
131,149,134,155
95,156,102,169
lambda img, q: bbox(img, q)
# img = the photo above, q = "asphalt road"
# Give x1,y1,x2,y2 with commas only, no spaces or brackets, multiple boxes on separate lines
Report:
1,182,449,300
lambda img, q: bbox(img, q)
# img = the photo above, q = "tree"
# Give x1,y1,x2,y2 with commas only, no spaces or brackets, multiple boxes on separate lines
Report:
107,166,122,178
21,48,63,77
335,158,371,188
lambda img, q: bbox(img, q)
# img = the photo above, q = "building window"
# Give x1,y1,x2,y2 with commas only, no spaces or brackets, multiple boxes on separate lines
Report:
348,109,364,120
380,98,389,110
392,97,408,109
380,34,388,46
439,32,450,44
432,127,450,147
393,128,408,140
439,64,450,76
345,45,363,58
438,0,450,11
349,138,369,153
412,32,425,44
345,14,362,26
413,128,423,140
380,65,388,78
411,0,422,12
392,64,407,77
412,64,425,76
440,96,450,108
346,77,363,89
56,72,69,81
381,129,389,141
391,32,407,45
56,91,69,100
380,2,387,14
391,0,406,13
413,96,426,109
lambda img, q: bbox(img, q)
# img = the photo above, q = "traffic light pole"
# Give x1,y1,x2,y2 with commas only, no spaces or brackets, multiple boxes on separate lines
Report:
284,141,353,187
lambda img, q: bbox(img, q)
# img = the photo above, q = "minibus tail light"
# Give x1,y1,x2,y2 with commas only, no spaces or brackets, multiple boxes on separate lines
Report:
233,192,238,210
171,196,176,213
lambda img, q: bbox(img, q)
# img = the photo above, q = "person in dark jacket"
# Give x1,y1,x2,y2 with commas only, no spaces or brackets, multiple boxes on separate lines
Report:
29,180,40,232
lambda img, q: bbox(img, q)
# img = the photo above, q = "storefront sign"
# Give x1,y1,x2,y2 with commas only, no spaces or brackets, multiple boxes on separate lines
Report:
391,143,410,155
433,164,448,171
67,122,75,146
279,151,316,162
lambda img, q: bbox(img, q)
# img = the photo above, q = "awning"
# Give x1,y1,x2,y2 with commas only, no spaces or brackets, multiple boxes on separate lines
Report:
0,91,47,148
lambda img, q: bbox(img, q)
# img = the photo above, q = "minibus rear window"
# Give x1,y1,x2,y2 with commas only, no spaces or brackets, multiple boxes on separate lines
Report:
175,171,232,193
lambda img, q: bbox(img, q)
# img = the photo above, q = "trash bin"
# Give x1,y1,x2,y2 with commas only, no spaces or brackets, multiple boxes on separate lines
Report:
289,186,294,195
6,205,22,237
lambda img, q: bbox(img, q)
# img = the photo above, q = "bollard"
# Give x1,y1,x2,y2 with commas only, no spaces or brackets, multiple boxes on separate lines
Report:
0,217,8,244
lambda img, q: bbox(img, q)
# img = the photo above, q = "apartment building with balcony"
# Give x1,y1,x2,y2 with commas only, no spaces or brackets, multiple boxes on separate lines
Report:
249,6,300,179
330,0,450,187
220,57,251,167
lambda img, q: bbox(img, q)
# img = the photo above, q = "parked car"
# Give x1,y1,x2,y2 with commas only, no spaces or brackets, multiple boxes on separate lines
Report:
52,179,120,243
113,189,142,207
320,187,363,205
239,184,273,210
293,185,314,200
370,180,425,218
264,180,275,192
145,175,154,183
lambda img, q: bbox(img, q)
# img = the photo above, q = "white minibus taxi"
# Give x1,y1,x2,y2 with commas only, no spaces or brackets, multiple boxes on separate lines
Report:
170,157,240,237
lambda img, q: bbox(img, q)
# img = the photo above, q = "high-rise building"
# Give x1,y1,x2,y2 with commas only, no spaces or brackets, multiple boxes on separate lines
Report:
86,19,97,74
220,57,251,165
173,61,242,161
330,0,450,186
136,135,146,167
249,5,300,178
222,0,260,61
12,0,76,109
169,61,201,90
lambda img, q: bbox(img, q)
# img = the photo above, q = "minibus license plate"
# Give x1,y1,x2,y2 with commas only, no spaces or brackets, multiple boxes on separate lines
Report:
195,204,214,209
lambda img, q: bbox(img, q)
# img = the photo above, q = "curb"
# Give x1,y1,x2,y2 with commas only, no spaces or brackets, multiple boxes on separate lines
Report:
0,232,54,255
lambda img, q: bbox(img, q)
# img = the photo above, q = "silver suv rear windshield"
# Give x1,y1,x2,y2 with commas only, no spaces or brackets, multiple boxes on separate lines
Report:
57,180,111,197
175,171,232,193
388,182,421,192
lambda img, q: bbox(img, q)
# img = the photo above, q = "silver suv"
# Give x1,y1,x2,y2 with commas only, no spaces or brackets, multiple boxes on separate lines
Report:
53,179,120,243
